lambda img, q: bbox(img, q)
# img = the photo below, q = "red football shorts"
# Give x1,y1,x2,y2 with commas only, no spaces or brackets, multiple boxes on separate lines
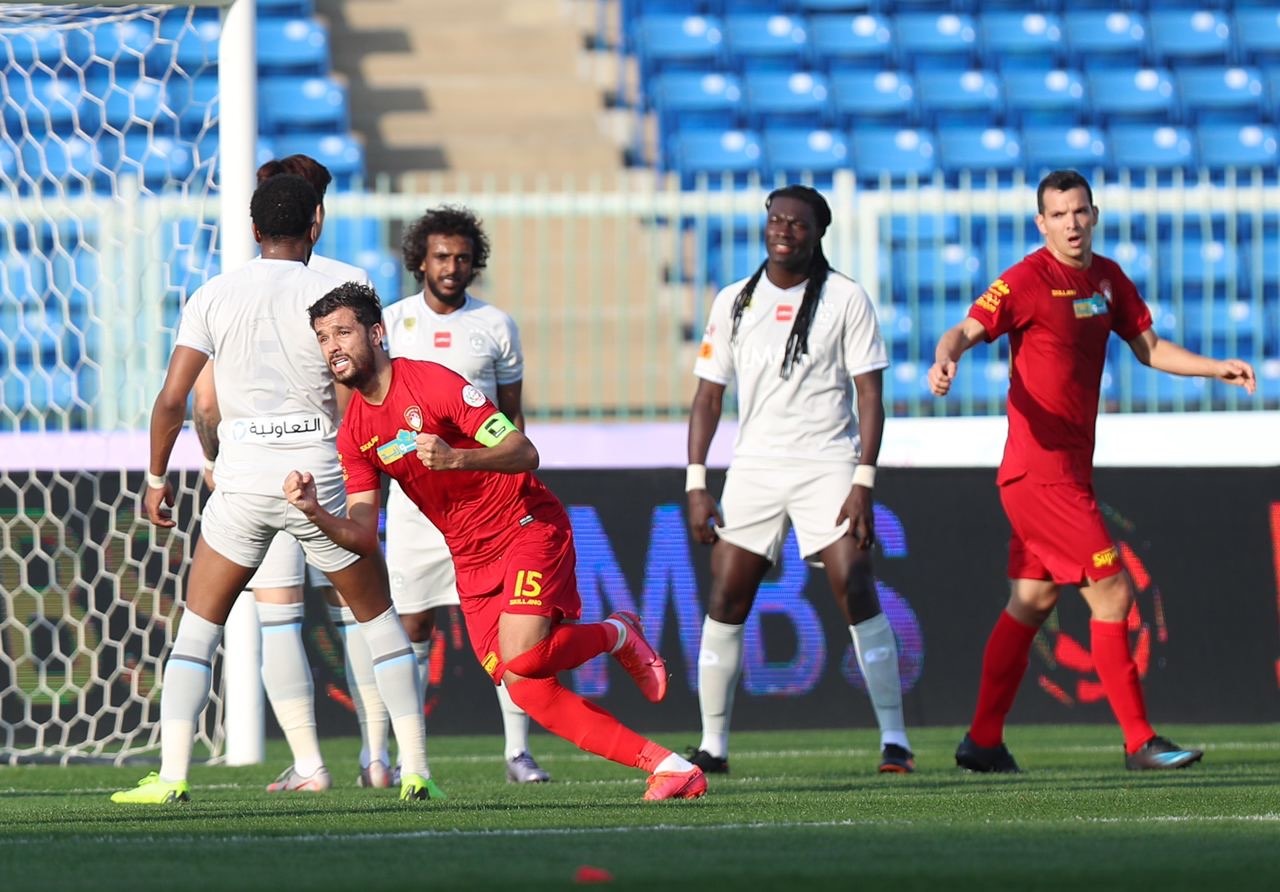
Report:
999,475,1124,586
455,517,582,682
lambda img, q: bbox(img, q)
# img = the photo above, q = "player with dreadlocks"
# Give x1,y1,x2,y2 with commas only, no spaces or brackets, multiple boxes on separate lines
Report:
684,185,914,775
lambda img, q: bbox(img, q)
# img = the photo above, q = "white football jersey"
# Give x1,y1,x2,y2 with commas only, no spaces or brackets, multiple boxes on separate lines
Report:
381,291,523,402
308,252,371,287
175,258,344,494
694,270,888,463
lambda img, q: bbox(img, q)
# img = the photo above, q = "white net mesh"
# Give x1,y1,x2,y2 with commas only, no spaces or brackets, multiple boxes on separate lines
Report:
0,3,226,764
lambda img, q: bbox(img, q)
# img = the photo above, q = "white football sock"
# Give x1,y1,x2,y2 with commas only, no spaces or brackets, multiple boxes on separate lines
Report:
495,682,532,760
654,751,695,774
360,607,430,778
159,610,222,782
333,605,389,769
258,601,323,776
850,613,910,751
696,616,745,759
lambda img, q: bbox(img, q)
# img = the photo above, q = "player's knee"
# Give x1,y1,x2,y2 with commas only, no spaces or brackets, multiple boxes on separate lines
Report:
399,609,435,642
503,639,558,679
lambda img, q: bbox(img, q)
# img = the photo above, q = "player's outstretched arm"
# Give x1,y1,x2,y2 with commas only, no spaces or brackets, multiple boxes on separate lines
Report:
1127,329,1258,394
283,471,382,556
686,378,726,544
928,317,987,397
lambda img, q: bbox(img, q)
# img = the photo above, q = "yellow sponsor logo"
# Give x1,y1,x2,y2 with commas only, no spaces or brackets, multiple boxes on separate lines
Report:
1092,546,1120,569
1051,289,1077,297
359,435,379,453
481,651,499,676
698,341,713,360
975,278,1009,313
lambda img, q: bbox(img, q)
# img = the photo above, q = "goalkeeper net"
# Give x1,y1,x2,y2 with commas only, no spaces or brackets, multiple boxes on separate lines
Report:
0,2,231,764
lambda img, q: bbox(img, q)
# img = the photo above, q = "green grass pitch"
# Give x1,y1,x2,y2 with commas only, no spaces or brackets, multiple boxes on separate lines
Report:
3,724,1278,891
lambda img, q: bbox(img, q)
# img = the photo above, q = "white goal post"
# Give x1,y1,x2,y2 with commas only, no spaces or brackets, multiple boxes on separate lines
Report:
0,0,259,765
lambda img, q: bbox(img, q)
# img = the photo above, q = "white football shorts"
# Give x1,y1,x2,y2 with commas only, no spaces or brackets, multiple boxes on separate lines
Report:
245,531,332,590
383,486,459,614
201,486,360,577
715,460,856,564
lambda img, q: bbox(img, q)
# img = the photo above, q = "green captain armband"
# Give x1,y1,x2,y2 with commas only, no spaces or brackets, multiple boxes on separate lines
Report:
475,411,518,447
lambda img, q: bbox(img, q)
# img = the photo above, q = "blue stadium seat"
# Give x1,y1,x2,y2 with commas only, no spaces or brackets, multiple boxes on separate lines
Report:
671,128,764,187
724,13,809,73
650,71,743,163
914,69,1002,126
1109,124,1195,173
65,18,154,75
1106,240,1154,293
1236,9,1280,66
850,127,936,183
0,73,82,137
1063,11,1148,69
257,0,316,18
96,77,181,136
257,18,330,77
830,69,915,126
895,13,978,69
274,133,365,185
1086,68,1176,124
809,14,894,73
1177,67,1266,124
352,248,403,302
258,77,349,135
762,127,848,184
794,0,872,11
1003,68,1085,127
633,15,725,89
743,71,832,129
936,126,1021,177
1198,124,1280,171
979,12,1065,70
1021,125,1109,174
0,141,16,183
1160,238,1241,298
1126,367,1211,410
148,15,221,77
18,135,101,193
164,74,219,137
1147,9,1232,68
98,133,196,188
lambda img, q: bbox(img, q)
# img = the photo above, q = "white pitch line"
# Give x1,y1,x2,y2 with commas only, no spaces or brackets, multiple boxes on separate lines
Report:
2,813,1278,848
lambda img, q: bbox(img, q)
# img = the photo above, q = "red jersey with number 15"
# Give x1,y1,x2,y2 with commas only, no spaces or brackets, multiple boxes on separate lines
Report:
337,358,566,581
968,247,1152,486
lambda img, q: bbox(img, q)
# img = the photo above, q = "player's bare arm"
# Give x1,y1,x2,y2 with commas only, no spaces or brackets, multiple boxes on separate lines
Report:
145,345,210,527
496,380,526,432
282,471,382,556
192,364,220,490
929,317,988,397
686,378,726,544
1127,329,1257,394
415,427,539,472
840,369,883,550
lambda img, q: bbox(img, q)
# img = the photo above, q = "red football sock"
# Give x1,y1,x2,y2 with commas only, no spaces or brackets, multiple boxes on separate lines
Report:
506,676,657,770
968,611,1038,748
503,623,617,679
1090,618,1156,754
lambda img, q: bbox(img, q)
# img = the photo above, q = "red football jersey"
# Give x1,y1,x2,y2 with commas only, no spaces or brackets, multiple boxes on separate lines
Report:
968,247,1152,485
337,358,566,573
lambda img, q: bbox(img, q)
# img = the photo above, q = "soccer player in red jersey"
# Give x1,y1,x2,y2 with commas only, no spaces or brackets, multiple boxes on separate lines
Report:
928,170,1256,772
282,281,708,801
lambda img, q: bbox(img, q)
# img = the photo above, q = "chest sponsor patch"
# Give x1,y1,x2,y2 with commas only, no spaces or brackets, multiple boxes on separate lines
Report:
1073,294,1109,319
375,429,417,465
776,304,794,322
434,331,451,348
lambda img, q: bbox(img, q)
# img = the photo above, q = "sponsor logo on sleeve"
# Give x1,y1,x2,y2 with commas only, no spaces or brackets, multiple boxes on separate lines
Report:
461,384,486,408
698,341,713,360
1092,546,1120,569
433,331,451,348
404,405,423,432
975,278,1009,313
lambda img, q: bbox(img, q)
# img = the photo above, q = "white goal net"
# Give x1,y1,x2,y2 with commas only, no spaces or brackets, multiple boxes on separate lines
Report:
0,1,237,764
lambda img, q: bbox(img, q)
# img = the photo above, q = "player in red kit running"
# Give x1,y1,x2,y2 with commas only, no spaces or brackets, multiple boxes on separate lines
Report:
929,170,1256,773
283,281,707,801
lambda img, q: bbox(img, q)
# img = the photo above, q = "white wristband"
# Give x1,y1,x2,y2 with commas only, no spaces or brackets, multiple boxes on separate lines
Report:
145,472,168,490
685,463,708,492
852,464,876,489
203,458,216,473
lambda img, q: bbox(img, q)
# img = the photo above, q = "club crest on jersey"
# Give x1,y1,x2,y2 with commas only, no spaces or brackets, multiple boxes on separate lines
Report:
461,384,486,408
469,333,487,355
434,331,451,348
1099,280,1113,305
403,405,423,432
776,304,794,322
